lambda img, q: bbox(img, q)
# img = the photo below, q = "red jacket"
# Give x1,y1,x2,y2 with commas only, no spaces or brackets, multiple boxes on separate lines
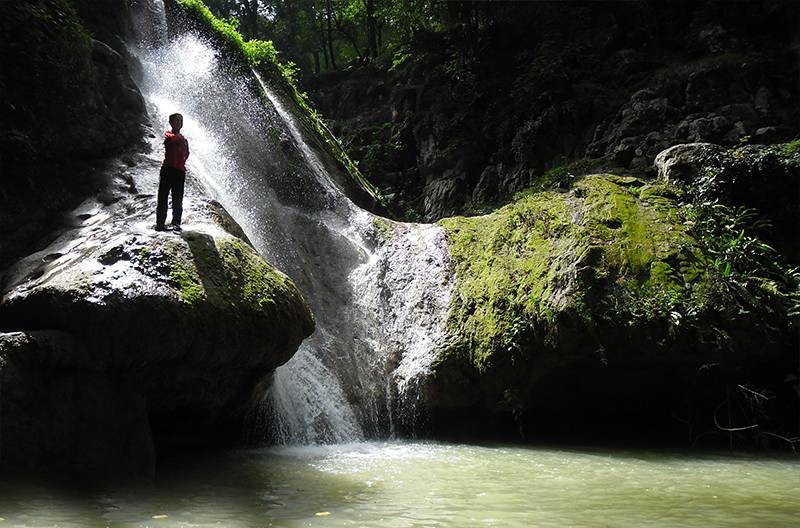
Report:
163,131,189,171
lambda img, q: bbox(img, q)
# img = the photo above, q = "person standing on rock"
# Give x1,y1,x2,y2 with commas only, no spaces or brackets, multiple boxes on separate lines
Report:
156,113,190,232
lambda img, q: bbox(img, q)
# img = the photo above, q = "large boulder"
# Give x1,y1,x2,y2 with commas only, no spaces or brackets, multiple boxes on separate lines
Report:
0,168,314,479
433,172,797,444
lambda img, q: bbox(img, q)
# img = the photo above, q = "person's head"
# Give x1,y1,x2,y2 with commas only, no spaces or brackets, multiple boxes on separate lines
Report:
169,113,183,133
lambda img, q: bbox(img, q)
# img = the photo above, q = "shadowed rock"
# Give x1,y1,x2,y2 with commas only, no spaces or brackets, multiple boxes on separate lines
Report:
0,166,314,481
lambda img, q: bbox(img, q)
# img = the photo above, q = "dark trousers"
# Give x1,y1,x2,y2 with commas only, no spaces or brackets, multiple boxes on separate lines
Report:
156,165,186,227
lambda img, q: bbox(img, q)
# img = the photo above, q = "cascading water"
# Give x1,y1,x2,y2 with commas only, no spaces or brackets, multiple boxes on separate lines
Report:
129,1,453,444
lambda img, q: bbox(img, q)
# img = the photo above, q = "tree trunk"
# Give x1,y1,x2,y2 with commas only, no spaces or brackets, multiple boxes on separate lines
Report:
315,5,329,71
325,0,338,69
247,0,259,39
364,0,378,58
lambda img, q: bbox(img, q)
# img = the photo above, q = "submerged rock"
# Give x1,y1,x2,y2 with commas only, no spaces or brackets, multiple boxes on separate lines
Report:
0,164,314,480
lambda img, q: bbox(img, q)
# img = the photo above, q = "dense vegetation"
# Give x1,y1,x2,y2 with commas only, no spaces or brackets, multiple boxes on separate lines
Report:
290,1,799,221
199,0,463,73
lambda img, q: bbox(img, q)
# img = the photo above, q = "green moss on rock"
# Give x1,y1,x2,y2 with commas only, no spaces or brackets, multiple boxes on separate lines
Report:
166,239,206,304
438,174,720,372
176,0,279,67
216,237,295,311
433,168,797,442
161,231,305,321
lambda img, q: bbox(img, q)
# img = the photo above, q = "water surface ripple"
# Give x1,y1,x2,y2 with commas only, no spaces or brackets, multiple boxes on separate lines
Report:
1,442,798,527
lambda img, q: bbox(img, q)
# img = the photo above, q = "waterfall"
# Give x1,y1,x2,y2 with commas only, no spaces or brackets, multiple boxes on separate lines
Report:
130,0,168,48
128,1,453,444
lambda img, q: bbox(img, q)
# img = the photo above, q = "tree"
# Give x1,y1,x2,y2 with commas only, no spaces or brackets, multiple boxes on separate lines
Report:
201,0,448,74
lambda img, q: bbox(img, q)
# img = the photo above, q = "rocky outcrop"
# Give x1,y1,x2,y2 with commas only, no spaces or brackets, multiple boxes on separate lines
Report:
0,0,145,171
302,1,799,221
0,151,314,479
653,143,725,183
430,144,799,445
0,0,147,272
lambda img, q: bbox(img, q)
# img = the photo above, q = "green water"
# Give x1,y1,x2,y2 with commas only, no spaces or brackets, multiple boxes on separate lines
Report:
1,442,798,527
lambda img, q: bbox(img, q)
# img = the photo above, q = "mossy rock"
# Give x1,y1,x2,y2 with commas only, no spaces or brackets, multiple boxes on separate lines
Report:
655,141,800,263
433,173,795,441
2,222,314,370
439,174,713,370
0,216,314,477
162,230,309,323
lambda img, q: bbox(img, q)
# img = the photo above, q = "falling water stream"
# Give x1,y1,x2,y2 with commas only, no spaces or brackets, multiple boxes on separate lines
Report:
130,2,453,444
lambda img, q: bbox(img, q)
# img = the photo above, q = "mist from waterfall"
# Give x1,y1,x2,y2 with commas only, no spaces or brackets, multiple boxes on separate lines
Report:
128,2,453,444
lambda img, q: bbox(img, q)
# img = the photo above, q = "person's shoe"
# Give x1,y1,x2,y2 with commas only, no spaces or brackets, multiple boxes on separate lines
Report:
154,224,167,232
169,224,182,232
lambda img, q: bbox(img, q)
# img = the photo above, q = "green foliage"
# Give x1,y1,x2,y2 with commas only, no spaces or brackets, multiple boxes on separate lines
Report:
403,206,423,223
203,0,445,74
176,0,384,205
180,0,303,88
243,39,280,65
658,141,800,325
684,197,799,322
178,0,277,66
782,139,800,157
390,46,413,70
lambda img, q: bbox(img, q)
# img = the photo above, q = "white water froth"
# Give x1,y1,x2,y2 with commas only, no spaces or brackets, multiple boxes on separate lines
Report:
352,218,454,396
130,8,454,445
264,344,363,444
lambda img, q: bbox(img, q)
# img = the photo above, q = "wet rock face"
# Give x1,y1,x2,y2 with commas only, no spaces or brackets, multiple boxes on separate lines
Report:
302,1,799,221
0,165,314,479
